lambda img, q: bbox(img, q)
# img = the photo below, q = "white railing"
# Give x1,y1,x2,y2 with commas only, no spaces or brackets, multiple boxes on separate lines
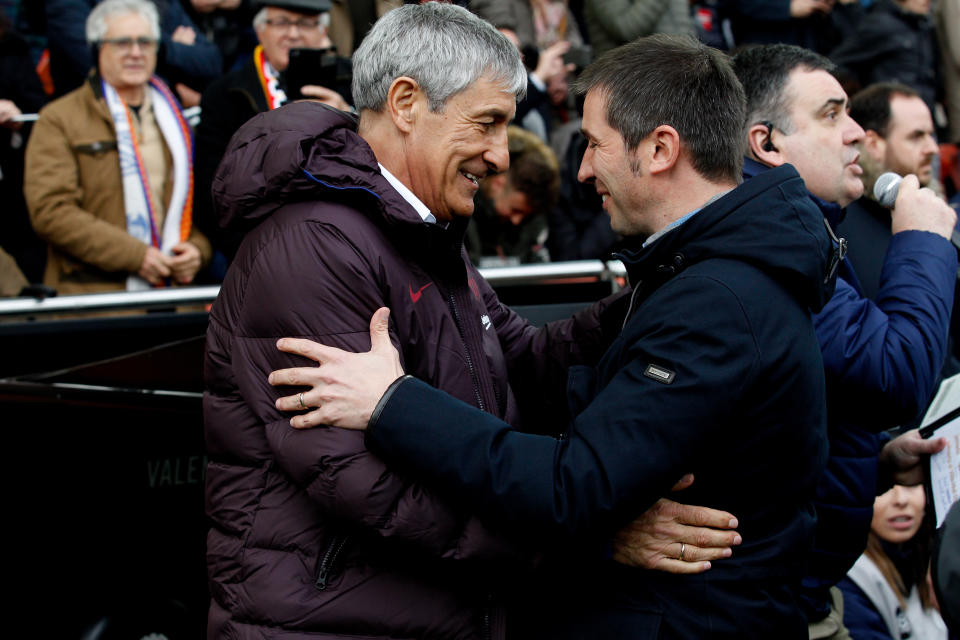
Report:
0,260,626,319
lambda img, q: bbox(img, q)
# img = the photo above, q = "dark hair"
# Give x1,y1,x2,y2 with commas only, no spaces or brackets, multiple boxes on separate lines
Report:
731,44,835,134
865,514,936,610
506,126,560,214
850,82,922,137
573,34,745,184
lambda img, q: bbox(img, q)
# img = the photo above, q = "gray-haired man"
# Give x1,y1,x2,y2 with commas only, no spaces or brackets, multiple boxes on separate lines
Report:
204,4,672,638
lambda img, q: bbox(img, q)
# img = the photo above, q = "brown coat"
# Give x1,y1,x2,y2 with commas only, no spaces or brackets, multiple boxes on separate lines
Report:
24,78,211,294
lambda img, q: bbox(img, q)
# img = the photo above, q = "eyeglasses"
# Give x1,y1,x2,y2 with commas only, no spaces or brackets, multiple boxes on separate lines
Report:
101,37,158,53
264,17,325,30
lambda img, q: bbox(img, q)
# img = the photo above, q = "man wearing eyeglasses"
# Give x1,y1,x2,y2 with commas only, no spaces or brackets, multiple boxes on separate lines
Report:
193,0,352,267
24,0,212,294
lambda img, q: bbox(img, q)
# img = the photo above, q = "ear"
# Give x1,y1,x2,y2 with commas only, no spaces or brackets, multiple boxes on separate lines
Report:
385,76,423,134
747,122,785,167
646,125,681,175
861,129,886,161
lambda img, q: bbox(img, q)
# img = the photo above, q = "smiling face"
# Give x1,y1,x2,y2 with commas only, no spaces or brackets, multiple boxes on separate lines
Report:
578,89,652,237
881,95,938,186
98,12,157,96
256,7,329,71
403,77,516,221
872,484,926,544
775,68,866,207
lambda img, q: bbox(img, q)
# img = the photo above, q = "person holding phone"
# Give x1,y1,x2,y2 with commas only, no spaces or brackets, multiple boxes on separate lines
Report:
193,0,350,268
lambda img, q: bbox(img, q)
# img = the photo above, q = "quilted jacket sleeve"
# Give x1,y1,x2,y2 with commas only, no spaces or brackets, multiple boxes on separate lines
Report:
223,215,523,562
814,230,957,428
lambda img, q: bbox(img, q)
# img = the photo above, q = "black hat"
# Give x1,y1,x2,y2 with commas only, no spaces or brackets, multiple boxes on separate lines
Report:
253,0,332,13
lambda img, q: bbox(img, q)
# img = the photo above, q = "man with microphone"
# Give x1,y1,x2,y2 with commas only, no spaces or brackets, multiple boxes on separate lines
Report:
730,44,955,640
842,83,945,300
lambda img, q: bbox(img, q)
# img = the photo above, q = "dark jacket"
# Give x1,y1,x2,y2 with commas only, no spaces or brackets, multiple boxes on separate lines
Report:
830,0,941,114
743,159,957,621
0,26,47,282
193,57,267,261
361,164,834,638
203,101,622,639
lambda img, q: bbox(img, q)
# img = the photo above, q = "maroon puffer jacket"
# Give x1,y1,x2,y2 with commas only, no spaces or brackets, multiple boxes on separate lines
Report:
204,102,624,639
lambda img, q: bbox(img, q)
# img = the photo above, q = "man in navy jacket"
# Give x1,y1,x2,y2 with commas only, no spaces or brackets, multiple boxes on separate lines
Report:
731,44,955,639
270,35,838,638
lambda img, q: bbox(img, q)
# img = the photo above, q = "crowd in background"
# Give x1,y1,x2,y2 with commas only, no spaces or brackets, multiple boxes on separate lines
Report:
0,0,957,291
0,0,957,638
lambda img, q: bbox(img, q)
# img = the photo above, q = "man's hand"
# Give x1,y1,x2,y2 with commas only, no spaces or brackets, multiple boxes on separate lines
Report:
138,245,172,285
790,0,834,18
171,25,197,46
879,428,947,486
169,241,202,284
890,174,957,240
0,99,23,130
269,307,405,429
175,83,202,108
612,474,741,574
299,85,350,112
532,40,575,87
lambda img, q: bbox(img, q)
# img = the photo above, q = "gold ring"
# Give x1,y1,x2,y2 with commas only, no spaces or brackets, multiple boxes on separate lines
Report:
679,542,686,561
298,392,306,410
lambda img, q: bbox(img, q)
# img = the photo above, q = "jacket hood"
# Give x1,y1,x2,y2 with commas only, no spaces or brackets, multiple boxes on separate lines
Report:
618,163,836,313
212,101,425,233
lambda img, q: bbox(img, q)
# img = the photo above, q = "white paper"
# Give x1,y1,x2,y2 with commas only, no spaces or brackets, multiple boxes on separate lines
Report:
922,374,960,527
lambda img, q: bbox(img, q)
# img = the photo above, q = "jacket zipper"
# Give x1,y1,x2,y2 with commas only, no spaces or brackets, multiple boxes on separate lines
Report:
448,293,485,412
315,534,348,591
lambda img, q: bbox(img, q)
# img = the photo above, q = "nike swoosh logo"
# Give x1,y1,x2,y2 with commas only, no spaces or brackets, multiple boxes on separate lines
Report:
409,282,433,303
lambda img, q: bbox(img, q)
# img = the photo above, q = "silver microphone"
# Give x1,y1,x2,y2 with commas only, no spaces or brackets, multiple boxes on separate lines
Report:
873,172,902,208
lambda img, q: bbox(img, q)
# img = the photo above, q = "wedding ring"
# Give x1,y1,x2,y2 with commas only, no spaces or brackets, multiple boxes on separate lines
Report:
298,392,306,410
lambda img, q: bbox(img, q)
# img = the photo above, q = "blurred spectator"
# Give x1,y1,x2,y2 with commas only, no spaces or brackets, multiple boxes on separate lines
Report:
474,0,583,137
472,0,584,51
193,0,347,268
465,126,559,265
45,0,222,105
185,0,257,72
24,0,211,294
546,129,621,260
931,502,959,635
725,0,861,54
0,246,27,297
327,0,401,58
830,0,941,118
0,8,47,283
936,0,959,143
838,484,948,639
583,0,694,58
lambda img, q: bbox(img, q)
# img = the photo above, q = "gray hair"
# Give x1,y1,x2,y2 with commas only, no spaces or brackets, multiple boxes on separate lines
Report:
252,6,330,31
351,3,526,113
731,44,836,135
86,0,160,45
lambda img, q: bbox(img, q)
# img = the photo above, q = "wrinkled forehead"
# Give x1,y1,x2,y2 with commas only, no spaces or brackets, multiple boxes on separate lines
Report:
784,68,847,116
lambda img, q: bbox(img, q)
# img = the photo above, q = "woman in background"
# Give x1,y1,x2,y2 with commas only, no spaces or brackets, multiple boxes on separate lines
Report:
839,483,949,639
